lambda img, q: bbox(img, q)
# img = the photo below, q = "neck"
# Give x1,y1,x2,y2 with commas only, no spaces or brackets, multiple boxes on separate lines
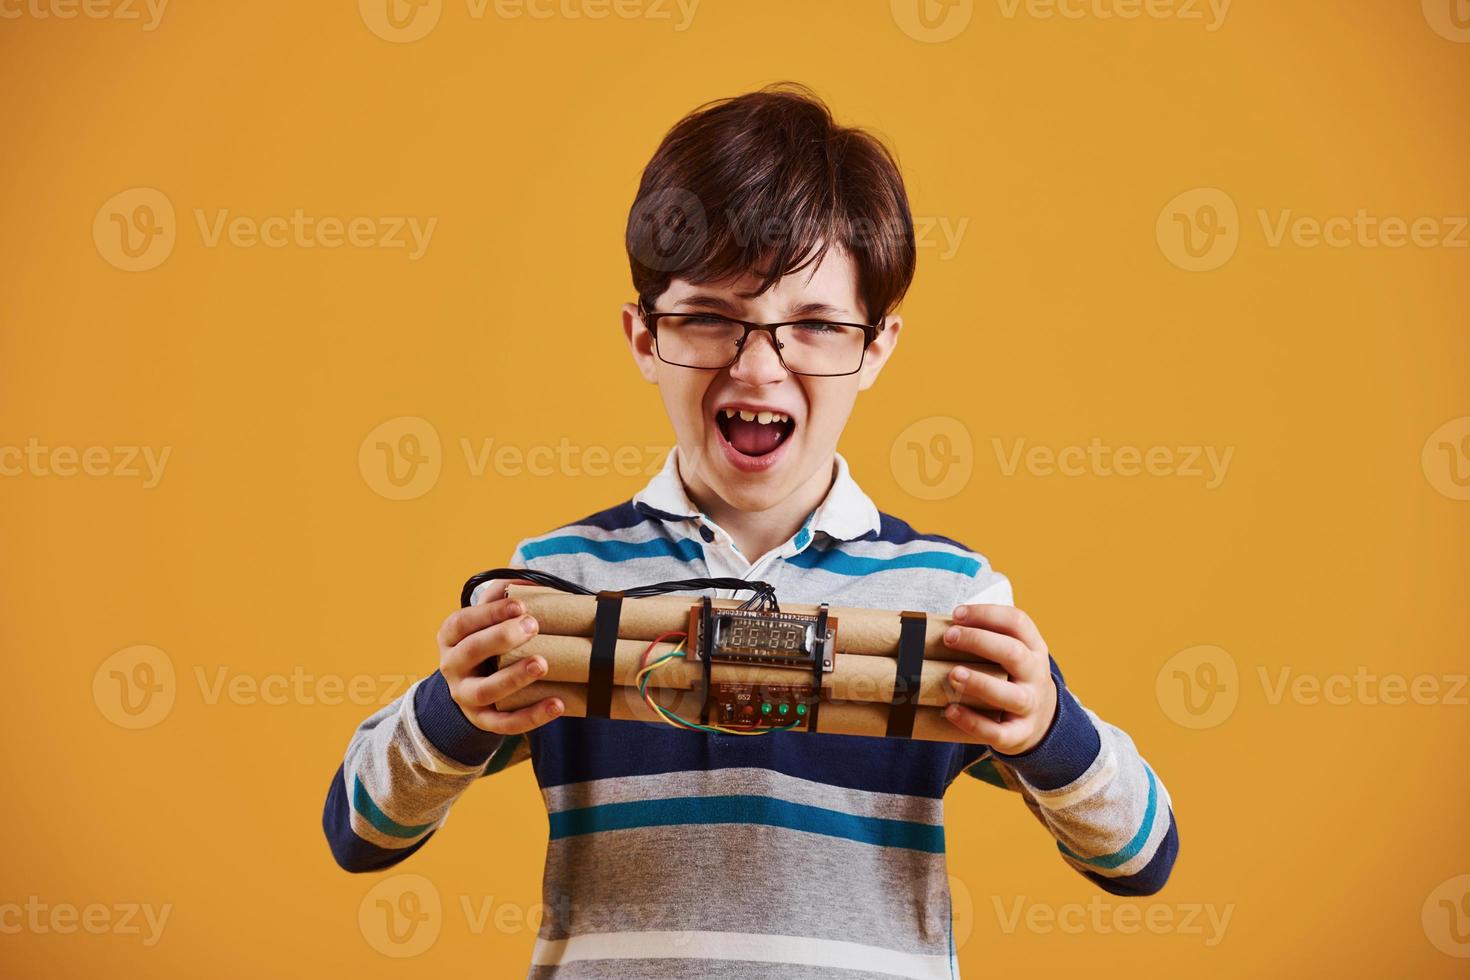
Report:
679,451,837,562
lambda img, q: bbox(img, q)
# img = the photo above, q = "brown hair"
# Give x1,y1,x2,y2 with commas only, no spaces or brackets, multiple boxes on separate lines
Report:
625,83,916,323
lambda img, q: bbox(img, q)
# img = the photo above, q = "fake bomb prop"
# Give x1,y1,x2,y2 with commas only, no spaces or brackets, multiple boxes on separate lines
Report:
462,570,1007,745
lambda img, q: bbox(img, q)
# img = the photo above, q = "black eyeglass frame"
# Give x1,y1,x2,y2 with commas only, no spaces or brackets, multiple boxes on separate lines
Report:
636,301,887,378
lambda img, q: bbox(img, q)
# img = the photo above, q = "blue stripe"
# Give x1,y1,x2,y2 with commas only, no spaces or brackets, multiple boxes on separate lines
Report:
520,534,702,564
529,716,960,799
351,776,435,839
1058,764,1159,870
788,546,981,577
548,794,946,853
324,765,434,872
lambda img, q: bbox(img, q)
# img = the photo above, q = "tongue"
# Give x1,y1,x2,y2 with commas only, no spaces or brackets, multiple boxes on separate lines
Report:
726,416,785,456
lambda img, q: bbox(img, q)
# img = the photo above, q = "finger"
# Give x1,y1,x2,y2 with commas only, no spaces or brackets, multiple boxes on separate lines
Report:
458,652,548,707
942,624,1032,677
944,703,1029,750
443,613,539,678
468,695,564,736
952,604,1045,650
474,576,538,605
943,703,1006,742
948,665,1033,715
439,596,526,649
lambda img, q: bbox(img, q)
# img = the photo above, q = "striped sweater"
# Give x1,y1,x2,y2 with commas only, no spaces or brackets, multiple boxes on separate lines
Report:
323,448,1179,978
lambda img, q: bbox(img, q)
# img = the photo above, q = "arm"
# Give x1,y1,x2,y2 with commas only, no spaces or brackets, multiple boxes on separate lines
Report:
941,577,1180,896
322,671,531,873
322,545,558,873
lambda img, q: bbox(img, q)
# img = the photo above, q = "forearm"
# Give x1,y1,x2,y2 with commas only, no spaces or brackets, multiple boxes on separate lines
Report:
322,670,512,872
987,665,1180,896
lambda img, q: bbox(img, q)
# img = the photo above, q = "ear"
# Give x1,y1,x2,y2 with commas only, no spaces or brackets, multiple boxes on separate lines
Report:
623,302,660,384
855,313,901,391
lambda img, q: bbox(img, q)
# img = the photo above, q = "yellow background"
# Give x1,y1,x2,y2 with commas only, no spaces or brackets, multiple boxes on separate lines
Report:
2,1,1468,976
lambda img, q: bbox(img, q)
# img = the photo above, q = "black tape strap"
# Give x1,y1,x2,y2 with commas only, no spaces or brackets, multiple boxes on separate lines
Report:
698,596,714,726
886,611,928,740
806,603,829,733
586,591,623,719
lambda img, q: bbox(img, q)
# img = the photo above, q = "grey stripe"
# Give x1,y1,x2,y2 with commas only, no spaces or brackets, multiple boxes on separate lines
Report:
535,824,954,956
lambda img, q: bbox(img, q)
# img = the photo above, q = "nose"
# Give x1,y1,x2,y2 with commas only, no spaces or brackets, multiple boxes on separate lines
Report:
728,330,787,384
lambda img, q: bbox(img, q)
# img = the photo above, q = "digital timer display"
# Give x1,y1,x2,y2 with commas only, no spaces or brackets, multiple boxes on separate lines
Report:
713,615,812,657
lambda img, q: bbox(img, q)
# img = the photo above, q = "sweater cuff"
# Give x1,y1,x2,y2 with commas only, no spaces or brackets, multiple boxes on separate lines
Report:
412,670,506,768
991,665,1100,791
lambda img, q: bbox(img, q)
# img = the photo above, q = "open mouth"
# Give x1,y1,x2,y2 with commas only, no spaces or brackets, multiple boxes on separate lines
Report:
714,407,797,458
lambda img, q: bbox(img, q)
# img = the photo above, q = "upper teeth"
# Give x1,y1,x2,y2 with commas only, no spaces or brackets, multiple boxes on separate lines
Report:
723,408,790,424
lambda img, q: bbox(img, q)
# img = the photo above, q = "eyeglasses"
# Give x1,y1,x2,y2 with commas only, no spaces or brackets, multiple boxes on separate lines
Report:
637,303,885,378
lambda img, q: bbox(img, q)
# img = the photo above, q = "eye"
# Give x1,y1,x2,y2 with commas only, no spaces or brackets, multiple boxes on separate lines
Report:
793,320,843,334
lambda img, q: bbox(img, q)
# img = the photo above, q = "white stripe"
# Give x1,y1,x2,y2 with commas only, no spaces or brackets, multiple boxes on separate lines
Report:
530,929,952,980
1032,745,1116,811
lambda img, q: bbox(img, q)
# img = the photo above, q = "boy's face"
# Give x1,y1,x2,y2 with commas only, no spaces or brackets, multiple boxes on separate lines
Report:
623,246,901,515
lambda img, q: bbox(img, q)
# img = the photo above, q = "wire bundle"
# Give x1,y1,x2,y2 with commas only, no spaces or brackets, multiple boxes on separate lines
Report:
634,630,801,736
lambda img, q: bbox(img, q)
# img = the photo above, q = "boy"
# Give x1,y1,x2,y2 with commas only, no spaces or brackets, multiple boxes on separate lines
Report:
323,83,1178,979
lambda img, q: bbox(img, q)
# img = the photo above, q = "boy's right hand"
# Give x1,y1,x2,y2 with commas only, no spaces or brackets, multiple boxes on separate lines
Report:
436,579,564,735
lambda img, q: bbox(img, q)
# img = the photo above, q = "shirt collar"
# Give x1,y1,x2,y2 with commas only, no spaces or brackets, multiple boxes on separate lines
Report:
632,446,881,543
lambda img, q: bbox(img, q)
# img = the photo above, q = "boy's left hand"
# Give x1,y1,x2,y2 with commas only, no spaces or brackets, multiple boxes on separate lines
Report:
941,604,1058,755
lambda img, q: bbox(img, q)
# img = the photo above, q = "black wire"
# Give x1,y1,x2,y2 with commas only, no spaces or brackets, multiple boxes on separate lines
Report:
460,567,778,610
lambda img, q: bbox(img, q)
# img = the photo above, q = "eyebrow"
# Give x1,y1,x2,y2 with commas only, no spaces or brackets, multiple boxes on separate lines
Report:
675,293,853,319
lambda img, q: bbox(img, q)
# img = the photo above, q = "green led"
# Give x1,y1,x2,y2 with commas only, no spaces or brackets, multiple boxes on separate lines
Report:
796,703,808,716
778,703,790,715
760,702,772,715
